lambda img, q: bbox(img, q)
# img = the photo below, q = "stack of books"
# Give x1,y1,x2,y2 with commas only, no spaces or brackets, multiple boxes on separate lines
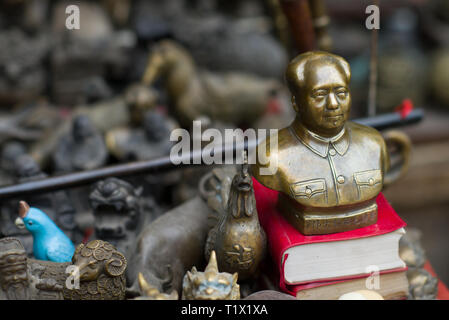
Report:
253,177,409,300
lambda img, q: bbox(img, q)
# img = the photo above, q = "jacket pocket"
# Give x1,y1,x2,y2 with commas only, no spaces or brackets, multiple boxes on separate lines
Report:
290,178,327,204
354,169,382,200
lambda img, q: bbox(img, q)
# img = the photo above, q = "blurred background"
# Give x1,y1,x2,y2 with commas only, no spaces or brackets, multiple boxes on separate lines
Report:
0,0,447,284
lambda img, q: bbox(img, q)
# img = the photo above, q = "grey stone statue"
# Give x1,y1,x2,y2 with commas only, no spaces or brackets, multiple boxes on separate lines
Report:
52,114,108,173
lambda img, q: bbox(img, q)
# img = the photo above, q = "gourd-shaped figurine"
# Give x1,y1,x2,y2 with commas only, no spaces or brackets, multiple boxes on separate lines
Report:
15,201,75,263
205,154,266,280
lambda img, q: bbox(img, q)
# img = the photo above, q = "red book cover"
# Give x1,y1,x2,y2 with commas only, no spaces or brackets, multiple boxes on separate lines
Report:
253,177,407,295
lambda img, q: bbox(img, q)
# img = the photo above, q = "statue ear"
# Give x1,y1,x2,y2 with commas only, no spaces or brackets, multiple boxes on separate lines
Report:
291,95,299,113
105,251,127,277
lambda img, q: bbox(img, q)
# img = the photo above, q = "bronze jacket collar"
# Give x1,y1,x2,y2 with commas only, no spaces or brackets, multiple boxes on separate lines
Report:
290,122,350,158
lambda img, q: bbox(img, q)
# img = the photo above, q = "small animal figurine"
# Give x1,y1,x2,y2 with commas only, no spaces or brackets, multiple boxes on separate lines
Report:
63,240,127,300
407,268,438,300
182,251,240,300
127,196,210,295
399,228,426,269
205,154,266,281
398,227,438,300
15,201,75,263
135,272,178,300
0,237,127,300
142,40,281,127
89,177,149,261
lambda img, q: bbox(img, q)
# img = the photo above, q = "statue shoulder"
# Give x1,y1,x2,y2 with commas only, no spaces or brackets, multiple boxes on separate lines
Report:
347,121,386,148
250,127,291,191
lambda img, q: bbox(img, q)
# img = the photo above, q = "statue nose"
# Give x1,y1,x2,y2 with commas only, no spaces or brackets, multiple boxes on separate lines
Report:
327,93,339,110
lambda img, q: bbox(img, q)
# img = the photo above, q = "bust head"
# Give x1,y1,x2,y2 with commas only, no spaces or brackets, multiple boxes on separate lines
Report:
285,51,351,138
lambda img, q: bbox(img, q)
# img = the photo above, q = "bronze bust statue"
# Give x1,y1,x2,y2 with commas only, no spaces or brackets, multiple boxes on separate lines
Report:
252,51,390,235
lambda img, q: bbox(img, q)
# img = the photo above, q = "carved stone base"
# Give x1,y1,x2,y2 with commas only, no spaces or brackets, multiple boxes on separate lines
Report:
278,199,378,235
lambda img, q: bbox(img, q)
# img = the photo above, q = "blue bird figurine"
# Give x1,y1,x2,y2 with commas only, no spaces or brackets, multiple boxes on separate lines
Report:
15,201,75,263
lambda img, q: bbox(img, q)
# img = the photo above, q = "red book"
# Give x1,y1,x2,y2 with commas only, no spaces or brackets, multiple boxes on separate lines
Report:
253,177,407,294
290,267,407,291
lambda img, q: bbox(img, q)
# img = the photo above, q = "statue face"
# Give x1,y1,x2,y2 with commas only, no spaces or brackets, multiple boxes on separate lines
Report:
90,178,140,240
297,61,351,137
0,253,29,299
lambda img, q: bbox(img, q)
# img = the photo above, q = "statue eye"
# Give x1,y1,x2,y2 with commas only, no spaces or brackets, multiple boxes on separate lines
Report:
336,89,347,98
27,221,33,226
313,91,327,98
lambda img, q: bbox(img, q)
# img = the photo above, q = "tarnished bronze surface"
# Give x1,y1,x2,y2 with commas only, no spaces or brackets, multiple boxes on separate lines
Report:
0,237,127,300
141,40,281,127
205,155,267,281
135,272,178,300
252,51,391,235
63,240,127,300
127,196,210,295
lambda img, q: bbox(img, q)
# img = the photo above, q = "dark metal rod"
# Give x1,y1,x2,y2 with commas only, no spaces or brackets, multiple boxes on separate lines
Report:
0,139,255,199
0,109,424,199
354,108,423,131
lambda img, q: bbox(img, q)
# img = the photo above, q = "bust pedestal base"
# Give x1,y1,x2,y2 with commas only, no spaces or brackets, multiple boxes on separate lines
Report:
277,195,378,235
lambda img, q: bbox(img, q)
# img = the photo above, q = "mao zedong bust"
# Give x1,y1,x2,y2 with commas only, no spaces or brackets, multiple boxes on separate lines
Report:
252,51,390,235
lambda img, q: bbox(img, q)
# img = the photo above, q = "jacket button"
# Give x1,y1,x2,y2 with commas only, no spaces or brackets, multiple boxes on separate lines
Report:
305,187,312,195
369,178,374,186
329,149,336,156
337,175,345,184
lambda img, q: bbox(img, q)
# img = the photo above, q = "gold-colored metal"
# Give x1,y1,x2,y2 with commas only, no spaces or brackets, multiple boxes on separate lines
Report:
252,51,391,235
140,40,281,127
182,251,240,300
136,272,178,300
383,130,411,187
205,153,267,281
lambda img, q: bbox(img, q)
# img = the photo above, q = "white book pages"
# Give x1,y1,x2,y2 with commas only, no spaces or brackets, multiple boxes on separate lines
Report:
283,228,406,284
